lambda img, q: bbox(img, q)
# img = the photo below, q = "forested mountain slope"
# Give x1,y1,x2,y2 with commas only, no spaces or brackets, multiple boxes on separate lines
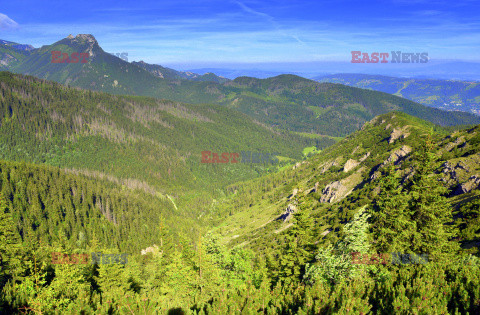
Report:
2,111,480,313
0,71,320,194
219,74,480,136
0,159,187,252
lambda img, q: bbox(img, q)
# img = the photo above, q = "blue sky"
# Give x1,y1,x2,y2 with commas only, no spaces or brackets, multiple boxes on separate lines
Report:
1,0,479,69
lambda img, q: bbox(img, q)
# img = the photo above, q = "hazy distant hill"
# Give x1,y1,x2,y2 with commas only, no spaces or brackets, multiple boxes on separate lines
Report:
133,61,229,83
316,73,480,115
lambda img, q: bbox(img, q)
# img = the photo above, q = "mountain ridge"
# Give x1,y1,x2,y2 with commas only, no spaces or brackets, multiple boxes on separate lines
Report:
2,34,480,138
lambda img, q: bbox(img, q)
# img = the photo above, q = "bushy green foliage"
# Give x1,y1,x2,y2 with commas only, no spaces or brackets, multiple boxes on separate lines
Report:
304,206,371,285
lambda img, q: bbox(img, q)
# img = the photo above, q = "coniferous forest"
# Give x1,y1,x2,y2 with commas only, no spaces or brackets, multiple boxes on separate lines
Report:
0,70,480,314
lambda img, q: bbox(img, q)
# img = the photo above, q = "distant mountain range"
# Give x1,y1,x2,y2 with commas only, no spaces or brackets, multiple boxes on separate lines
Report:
180,59,480,81
132,61,229,83
185,68,297,79
0,39,35,52
1,34,480,137
315,73,480,116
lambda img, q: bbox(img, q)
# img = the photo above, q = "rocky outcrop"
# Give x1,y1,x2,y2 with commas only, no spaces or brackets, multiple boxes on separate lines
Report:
277,204,298,221
320,181,349,203
385,145,412,164
369,146,411,181
442,161,472,186
359,152,371,162
318,158,341,174
388,126,411,144
343,159,360,173
442,162,459,184
445,136,465,152
288,188,298,200
454,175,480,195
141,244,162,256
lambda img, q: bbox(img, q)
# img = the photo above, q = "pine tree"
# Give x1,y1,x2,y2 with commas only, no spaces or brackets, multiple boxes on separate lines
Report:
304,206,372,286
370,164,412,253
0,194,21,291
408,138,458,260
341,205,372,254
278,208,312,286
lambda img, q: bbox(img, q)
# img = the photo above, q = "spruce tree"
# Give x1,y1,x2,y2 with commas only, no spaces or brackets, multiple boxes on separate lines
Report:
278,208,312,286
408,138,458,260
370,164,412,253
0,194,21,291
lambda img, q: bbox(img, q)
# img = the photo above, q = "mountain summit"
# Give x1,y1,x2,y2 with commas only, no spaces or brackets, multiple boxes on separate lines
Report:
64,34,98,44
58,33,101,58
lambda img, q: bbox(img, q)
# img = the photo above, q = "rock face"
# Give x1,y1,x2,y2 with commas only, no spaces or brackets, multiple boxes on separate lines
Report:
445,136,465,152
442,162,459,183
386,145,412,164
318,158,341,174
369,146,412,181
343,159,360,173
141,244,161,256
388,127,411,144
359,152,371,162
320,181,349,203
442,161,472,186
455,175,480,195
277,204,298,221
288,188,299,200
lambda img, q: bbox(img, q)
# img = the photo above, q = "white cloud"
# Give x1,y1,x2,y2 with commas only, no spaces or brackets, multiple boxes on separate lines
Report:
233,1,305,45
0,13,19,30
